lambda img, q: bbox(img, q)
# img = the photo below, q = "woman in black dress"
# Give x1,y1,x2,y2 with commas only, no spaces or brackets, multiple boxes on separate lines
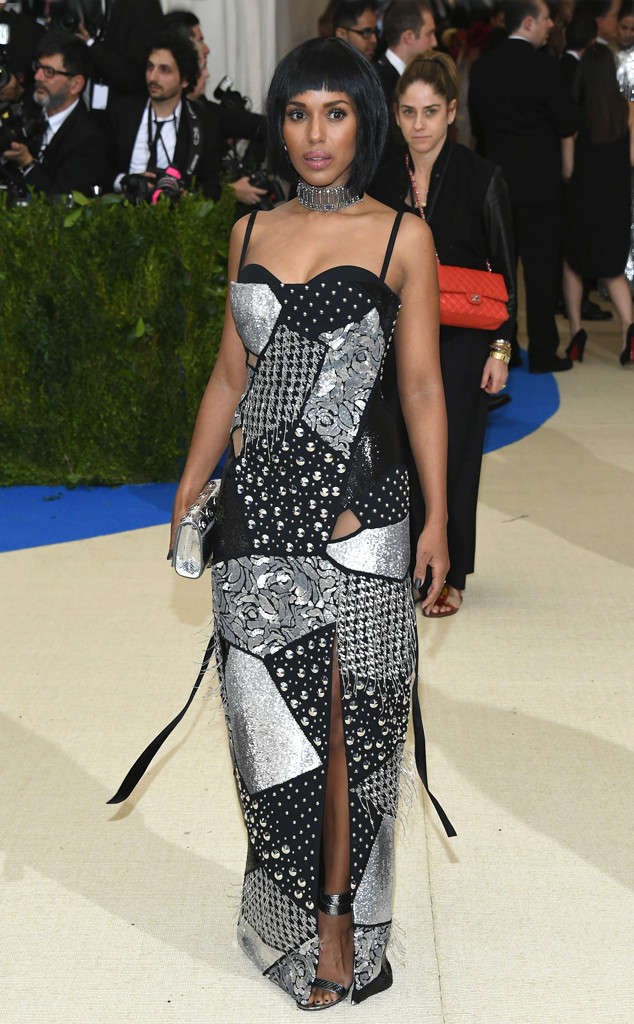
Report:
170,38,454,1010
373,51,515,616
562,42,634,365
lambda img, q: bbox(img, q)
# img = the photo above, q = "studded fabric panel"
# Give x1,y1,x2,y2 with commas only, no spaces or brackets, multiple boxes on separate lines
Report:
354,745,404,821
233,764,325,911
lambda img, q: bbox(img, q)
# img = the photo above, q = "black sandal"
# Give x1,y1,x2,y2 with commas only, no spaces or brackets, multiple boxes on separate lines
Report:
297,891,353,1012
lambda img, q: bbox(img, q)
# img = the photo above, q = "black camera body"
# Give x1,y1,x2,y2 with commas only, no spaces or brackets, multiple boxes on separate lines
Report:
221,152,284,212
0,99,45,154
213,75,251,113
121,166,184,205
247,168,285,211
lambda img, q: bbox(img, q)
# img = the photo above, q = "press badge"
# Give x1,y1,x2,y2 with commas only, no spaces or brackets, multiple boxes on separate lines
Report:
92,83,109,110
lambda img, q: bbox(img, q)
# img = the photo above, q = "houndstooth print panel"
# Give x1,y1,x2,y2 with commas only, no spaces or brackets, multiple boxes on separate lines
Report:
336,574,417,693
241,867,316,953
241,324,324,448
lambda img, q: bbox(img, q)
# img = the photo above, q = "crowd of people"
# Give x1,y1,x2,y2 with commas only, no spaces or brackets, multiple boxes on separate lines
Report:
0,0,266,204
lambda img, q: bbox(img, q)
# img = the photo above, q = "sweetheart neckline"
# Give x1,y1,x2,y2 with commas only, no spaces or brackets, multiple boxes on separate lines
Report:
236,263,399,301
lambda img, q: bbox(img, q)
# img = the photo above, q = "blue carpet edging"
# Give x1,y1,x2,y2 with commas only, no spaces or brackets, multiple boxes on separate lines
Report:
0,354,559,552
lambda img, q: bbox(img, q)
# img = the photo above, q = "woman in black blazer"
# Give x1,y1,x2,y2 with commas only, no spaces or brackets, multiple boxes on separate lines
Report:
374,51,516,616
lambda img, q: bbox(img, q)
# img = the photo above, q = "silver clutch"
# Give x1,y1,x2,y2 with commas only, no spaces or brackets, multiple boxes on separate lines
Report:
172,479,221,578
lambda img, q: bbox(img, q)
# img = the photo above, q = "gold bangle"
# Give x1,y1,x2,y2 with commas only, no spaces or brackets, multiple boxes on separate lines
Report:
489,350,510,364
490,340,511,352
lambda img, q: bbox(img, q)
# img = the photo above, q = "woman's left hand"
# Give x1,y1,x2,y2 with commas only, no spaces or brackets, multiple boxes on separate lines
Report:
480,355,509,395
414,523,450,614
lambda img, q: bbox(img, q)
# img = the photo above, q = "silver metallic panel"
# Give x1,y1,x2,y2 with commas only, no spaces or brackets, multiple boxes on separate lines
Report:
353,816,396,927
224,645,322,794
302,307,384,456
326,516,409,579
230,282,282,355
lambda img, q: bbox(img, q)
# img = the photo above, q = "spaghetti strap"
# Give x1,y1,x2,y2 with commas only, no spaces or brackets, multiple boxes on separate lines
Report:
379,208,406,282
238,209,258,273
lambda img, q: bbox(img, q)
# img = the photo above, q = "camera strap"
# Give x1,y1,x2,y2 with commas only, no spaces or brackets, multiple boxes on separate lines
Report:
146,104,178,171
184,100,202,178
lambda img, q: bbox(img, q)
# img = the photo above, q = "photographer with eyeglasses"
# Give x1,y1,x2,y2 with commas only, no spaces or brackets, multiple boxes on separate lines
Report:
333,1,379,60
1,29,111,196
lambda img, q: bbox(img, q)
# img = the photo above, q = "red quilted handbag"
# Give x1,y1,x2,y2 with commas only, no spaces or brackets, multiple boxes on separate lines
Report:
406,158,509,331
437,262,509,331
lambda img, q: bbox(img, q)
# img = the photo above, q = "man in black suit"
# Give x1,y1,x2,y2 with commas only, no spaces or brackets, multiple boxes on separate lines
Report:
76,0,163,108
469,0,579,373
2,30,111,195
109,31,222,199
370,1,437,200
374,0,437,106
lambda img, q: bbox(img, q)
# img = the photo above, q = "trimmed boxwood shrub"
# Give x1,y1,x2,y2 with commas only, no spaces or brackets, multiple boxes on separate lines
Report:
0,189,235,485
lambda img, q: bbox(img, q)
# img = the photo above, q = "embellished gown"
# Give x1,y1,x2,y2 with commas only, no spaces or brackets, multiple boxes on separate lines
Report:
210,208,453,1005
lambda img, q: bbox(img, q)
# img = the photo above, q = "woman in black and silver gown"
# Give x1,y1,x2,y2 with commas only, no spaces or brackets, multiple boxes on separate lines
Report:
171,38,454,1010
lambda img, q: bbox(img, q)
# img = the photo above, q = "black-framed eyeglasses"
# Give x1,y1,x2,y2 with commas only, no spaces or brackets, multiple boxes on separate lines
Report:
33,61,75,79
347,27,379,39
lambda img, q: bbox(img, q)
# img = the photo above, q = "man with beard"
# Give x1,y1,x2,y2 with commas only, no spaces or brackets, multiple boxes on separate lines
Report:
333,1,379,60
109,32,222,199
1,30,111,195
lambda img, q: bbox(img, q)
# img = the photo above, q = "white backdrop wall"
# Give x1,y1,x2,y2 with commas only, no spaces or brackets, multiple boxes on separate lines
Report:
163,0,323,111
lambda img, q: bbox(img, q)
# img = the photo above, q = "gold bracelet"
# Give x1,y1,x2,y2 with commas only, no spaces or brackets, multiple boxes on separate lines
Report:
490,340,511,353
489,350,510,364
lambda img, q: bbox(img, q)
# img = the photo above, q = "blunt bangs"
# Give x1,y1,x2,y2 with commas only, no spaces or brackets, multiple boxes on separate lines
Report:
266,37,388,195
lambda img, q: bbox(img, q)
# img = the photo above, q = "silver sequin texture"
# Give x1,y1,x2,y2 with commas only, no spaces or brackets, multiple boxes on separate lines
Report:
224,645,322,793
230,282,282,355
326,516,410,580
353,816,396,926
302,308,384,456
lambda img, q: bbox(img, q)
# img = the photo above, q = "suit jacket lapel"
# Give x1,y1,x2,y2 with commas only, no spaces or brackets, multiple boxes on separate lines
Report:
41,103,83,169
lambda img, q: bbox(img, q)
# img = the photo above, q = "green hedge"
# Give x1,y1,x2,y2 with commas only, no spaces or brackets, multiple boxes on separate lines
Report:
0,189,235,486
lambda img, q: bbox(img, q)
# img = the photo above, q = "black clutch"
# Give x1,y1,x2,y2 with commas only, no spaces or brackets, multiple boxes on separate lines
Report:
172,479,221,578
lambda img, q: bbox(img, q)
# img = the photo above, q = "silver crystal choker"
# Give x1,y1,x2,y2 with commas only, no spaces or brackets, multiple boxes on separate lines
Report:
296,179,362,213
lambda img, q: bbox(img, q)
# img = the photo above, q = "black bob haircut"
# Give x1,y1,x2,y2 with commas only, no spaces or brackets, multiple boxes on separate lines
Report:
266,37,388,196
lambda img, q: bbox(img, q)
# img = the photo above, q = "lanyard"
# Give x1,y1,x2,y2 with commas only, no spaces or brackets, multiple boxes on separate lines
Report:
146,106,178,170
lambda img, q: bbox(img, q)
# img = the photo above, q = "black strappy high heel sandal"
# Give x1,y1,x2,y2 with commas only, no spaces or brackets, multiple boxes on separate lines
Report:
297,891,353,1012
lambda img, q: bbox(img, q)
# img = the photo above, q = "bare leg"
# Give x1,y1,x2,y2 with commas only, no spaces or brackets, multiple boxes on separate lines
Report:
303,654,354,1007
562,260,583,339
602,274,633,345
